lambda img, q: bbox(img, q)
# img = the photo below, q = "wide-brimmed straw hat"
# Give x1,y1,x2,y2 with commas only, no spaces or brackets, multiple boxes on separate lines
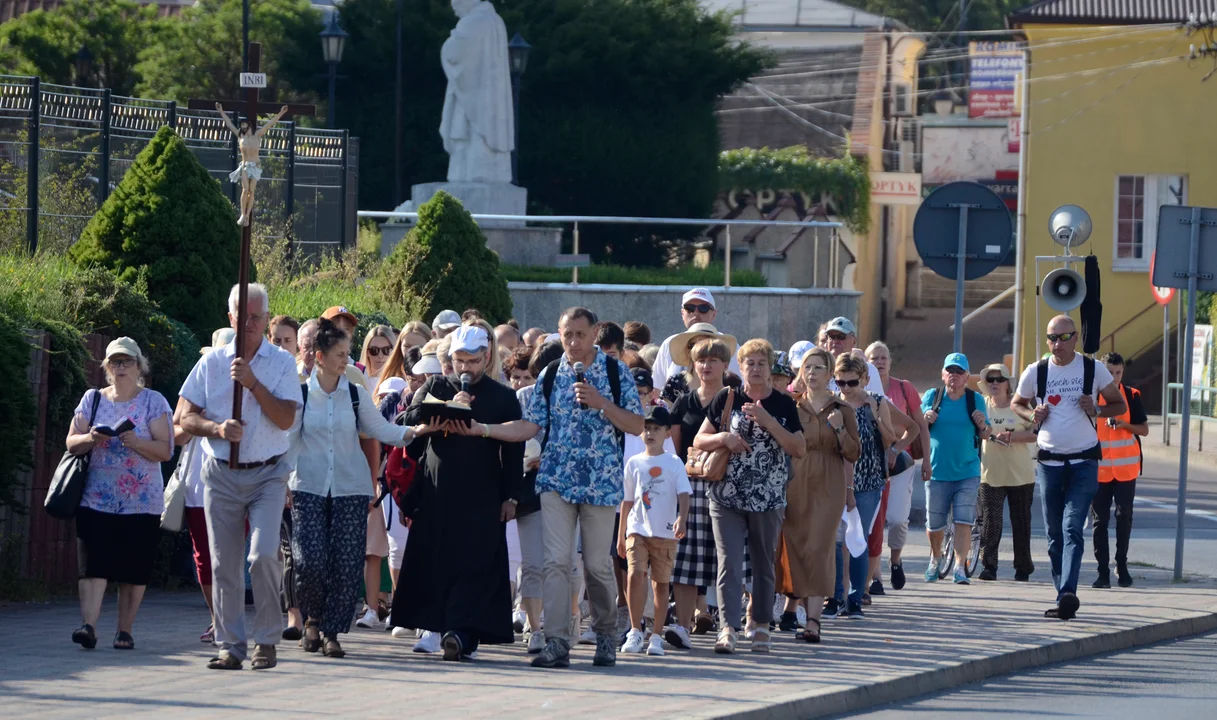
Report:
670,323,738,367
977,363,1013,395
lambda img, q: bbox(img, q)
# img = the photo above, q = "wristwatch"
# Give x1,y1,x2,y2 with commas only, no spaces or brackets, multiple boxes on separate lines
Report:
506,498,519,506
482,423,492,438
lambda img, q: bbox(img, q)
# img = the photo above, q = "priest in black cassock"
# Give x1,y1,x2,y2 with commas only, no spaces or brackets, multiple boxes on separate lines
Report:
390,324,525,661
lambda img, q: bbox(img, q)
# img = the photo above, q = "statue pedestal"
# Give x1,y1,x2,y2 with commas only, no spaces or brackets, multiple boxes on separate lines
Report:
381,180,562,266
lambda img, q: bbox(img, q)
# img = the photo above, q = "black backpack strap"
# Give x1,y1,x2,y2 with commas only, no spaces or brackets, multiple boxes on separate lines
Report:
349,380,361,432
1036,359,1049,403
540,359,561,453
965,388,983,456
930,385,946,414
299,382,308,432
605,355,625,453
1082,356,1095,396
89,388,101,424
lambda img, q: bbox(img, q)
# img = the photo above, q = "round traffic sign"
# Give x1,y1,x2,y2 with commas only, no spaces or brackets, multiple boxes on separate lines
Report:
913,182,1014,281
1150,255,1175,305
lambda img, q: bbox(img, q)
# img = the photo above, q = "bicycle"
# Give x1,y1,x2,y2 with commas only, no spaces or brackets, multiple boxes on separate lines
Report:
935,487,982,580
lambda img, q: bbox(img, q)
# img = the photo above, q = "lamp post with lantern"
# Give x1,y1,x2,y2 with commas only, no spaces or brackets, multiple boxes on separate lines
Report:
320,12,349,129
75,45,93,87
507,32,531,186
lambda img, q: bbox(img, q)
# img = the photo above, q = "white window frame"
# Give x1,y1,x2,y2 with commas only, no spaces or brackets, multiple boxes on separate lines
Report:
1111,174,1187,272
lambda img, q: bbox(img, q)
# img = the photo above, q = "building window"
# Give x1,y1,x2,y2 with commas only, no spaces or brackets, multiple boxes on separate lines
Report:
1112,174,1186,271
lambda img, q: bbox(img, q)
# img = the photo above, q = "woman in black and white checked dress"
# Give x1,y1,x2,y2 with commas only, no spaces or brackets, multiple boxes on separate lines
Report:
665,339,749,648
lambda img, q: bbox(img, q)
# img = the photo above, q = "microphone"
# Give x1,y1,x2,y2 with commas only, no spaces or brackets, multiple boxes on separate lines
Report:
573,362,587,410
460,373,472,394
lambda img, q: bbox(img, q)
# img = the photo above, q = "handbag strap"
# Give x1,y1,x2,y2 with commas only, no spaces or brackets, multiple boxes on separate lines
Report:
720,388,735,433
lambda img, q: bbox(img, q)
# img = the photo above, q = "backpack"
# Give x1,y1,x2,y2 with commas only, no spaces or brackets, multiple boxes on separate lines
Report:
929,385,983,459
1035,356,1096,428
540,355,625,455
299,380,361,433
380,445,418,511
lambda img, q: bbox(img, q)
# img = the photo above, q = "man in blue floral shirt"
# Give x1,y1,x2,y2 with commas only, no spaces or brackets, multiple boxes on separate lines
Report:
511,307,644,668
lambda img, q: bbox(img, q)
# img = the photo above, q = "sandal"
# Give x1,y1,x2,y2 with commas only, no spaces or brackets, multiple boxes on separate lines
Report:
321,636,346,658
71,623,97,650
113,631,135,650
797,618,822,643
302,620,321,653
207,651,243,670
250,644,277,670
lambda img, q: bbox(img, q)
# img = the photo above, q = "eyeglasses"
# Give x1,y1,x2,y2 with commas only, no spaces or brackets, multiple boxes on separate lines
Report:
683,303,713,314
986,376,1005,384
826,332,848,341
805,364,829,374
366,345,392,357
109,357,136,369
835,378,861,388
945,367,967,376
1046,332,1076,342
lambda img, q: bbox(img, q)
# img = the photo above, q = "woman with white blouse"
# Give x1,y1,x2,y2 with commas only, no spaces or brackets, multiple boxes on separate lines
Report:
288,319,436,658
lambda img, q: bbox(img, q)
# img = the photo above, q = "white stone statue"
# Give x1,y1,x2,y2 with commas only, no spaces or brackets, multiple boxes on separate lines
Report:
439,0,515,184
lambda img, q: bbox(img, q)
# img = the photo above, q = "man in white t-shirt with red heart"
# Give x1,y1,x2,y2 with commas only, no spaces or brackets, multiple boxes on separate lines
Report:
1012,315,1126,622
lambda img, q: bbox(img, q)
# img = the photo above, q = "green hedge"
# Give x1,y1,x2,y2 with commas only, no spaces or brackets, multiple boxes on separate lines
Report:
718,147,870,234
0,311,36,511
502,261,767,288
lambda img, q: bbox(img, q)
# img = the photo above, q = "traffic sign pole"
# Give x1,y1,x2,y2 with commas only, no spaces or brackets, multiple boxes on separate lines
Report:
1174,207,1203,582
953,205,970,353
1163,299,1171,445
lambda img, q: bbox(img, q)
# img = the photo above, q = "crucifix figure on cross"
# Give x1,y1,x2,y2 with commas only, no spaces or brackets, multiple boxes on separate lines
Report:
217,102,288,226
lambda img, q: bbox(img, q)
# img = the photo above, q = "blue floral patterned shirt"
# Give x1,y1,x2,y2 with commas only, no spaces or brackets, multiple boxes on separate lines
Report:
524,350,644,506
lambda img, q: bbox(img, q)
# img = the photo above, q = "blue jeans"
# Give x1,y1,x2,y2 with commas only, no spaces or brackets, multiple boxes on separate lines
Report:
1036,461,1099,599
926,476,980,532
834,489,883,604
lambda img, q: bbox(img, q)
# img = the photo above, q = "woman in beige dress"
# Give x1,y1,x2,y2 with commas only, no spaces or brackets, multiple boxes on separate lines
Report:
781,347,860,643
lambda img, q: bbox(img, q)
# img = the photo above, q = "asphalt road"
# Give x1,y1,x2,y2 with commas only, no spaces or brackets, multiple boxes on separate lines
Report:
848,630,1217,719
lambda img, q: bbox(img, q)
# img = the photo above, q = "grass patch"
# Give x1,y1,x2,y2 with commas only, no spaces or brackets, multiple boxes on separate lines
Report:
501,261,767,287
268,278,402,326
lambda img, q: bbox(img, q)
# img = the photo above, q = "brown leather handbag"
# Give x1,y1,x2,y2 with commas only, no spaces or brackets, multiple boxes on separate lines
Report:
685,388,735,482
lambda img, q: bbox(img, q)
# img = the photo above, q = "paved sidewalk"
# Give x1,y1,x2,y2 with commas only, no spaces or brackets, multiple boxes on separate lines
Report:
4,548,1216,720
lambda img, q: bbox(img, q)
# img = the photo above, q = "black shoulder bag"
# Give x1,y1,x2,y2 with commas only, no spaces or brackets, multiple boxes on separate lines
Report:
45,390,102,520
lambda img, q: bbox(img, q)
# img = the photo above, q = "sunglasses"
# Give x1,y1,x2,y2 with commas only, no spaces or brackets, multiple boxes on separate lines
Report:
835,378,861,388
985,376,1005,384
1046,332,1076,342
109,357,137,369
683,303,713,314
826,332,848,341
366,345,392,357
945,367,967,376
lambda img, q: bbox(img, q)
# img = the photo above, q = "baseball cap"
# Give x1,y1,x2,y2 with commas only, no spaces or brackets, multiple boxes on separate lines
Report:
449,325,490,354
788,340,815,367
681,288,716,309
825,317,856,336
432,309,461,331
771,351,793,378
201,327,236,355
321,306,358,327
631,366,654,389
644,405,674,427
942,352,970,373
105,336,143,362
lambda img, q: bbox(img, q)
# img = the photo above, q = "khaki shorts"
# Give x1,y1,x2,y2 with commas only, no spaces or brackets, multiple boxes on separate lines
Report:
625,534,677,583
366,502,389,558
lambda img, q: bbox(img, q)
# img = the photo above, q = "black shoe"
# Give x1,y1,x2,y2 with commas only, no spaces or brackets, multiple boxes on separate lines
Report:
1092,574,1111,589
869,579,886,596
778,611,801,632
822,598,842,618
891,563,906,590
978,568,997,582
513,617,525,634
1117,568,1134,588
846,600,865,618
1014,572,1031,582
1055,592,1080,620
530,638,570,668
592,633,616,667
441,632,464,662
282,626,303,642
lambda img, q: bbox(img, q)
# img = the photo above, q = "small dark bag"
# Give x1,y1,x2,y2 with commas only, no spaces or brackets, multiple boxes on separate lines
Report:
44,391,102,520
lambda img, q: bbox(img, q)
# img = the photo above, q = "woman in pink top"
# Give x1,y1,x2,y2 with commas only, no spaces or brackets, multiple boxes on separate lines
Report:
865,341,932,592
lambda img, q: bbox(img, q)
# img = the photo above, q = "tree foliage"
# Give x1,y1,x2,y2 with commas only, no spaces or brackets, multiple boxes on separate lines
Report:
372,191,512,325
0,311,35,511
718,147,870,232
136,0,323,110
331,0,769,265
0,0,156,95
68,126,240,337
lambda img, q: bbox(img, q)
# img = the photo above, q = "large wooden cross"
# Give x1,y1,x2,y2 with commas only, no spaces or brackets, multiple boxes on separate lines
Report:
188,43,316,467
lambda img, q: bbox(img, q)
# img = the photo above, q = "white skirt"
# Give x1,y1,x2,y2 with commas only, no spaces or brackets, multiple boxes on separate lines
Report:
228,161,263,183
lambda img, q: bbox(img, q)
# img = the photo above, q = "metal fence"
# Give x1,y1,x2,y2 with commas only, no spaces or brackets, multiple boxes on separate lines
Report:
0,75,357,255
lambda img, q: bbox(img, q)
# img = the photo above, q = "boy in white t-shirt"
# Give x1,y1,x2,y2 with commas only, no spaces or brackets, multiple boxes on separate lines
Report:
617,406,690,656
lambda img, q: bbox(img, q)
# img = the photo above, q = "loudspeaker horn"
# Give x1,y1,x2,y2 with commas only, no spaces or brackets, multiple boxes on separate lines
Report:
1043,267,1087,312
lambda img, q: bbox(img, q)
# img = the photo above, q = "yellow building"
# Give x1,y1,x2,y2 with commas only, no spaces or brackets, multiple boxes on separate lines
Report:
1010,1,1217,381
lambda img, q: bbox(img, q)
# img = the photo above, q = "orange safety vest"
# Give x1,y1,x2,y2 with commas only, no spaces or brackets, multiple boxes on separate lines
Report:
1097,384,1141,483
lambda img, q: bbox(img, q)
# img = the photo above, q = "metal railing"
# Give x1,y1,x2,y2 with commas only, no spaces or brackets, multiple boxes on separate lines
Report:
359,210,845,288
1164,382,1217,449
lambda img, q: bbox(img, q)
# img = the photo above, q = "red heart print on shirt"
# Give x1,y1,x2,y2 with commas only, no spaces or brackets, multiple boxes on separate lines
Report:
1047,395,1063,405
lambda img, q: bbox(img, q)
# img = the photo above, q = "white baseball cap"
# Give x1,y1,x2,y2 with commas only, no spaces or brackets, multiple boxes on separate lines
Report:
432,309,461,331
681,288,716,309
411,353,442,375
788,340,816,367
450,325,490,354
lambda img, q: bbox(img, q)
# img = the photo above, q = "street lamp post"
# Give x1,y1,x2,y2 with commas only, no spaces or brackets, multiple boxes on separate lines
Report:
507,32,531,187
320,13,349,129
75,45,93,87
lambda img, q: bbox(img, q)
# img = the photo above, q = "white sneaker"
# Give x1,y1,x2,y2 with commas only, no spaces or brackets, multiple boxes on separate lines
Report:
620,628,646,653
512,609,527,634
796,605,808,628
526,630,546,654
663,625,692,650
412,630,441,654
646,633,665,656
579,627,598,645
390,626,412,639
355,607,378,629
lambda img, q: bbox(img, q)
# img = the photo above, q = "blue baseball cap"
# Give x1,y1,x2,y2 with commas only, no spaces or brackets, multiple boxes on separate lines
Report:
942,353,970,373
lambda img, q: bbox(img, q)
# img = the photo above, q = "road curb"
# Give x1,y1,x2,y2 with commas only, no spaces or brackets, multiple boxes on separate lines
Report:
711,610,1217,719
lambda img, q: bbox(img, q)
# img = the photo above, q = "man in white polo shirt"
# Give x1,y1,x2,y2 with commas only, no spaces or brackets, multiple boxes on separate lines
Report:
651,288,741,392
180,283,301,671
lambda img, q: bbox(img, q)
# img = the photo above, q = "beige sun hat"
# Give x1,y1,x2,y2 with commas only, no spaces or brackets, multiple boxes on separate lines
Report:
977,362,1013,395
670,323,738,367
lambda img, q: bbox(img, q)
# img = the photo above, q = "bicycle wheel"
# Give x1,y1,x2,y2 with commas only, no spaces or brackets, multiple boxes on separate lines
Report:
937,523,957,579
964,519,982,578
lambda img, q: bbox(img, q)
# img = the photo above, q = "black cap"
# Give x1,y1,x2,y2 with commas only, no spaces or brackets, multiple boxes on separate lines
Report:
631,366,654,389
644,405,674,427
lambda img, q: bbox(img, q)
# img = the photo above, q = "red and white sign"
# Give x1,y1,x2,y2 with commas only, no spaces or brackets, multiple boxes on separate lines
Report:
1007,117,1020,153
869,172,922,206
1150,256,1175,305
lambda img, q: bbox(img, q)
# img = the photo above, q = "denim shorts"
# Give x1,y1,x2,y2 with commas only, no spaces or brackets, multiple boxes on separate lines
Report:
926,476,981,531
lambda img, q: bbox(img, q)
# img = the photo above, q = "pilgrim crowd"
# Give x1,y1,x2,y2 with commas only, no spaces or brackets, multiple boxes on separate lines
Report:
63,284,1147,668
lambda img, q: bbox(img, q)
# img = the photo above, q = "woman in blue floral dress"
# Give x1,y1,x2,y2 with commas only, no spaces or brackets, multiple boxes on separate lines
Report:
65,338,173,651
